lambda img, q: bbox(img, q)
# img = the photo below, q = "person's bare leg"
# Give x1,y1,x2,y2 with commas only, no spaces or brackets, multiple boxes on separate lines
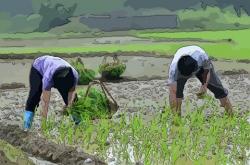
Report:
219,96,233,116
169,83,177,114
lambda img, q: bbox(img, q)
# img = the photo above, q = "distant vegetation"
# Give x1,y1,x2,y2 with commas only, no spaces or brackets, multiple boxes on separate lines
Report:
0,0,250,33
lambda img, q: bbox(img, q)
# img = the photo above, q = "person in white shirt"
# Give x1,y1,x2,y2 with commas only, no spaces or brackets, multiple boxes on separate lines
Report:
168,45,233,116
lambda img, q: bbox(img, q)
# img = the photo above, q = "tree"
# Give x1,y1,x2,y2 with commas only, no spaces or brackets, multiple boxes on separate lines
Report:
36,2,76,32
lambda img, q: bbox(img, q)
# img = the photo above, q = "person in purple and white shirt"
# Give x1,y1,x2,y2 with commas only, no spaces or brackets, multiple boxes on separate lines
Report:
23,55,79,130
168,46,233,116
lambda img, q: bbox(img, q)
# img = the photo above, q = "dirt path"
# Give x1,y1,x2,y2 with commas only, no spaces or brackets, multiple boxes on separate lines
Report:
0,36,153,48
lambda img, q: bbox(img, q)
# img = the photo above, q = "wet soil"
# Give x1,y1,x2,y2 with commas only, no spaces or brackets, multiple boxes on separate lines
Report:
0,54,249,164
0,74,249,164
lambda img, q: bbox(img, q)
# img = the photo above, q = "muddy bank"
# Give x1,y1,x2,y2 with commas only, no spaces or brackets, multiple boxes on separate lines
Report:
0,139,34,165
0,151,18,165
0,83,25,90
1,55,249,87
0,52,164,60
0,124,105,165
221,69,249,75
237,59,250,64
0,37,154,48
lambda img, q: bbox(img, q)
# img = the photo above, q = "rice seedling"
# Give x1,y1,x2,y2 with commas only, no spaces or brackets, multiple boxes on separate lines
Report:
71,58,96,85
41,94,250,164
67,87,110,121
98,56,126,80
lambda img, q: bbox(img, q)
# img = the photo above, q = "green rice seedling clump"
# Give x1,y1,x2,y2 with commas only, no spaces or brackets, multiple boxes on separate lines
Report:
99,59,126,80
42,95,250,164
71,58,95,85
68,88,110,120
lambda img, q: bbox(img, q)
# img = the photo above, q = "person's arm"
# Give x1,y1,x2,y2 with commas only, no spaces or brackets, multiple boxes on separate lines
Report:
201,69,210,90
41,76,53,119
67,86,76,107
202,69,210,85
41,90,51,119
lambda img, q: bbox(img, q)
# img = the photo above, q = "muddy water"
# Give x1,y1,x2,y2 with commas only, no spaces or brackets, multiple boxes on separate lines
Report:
0,56,249,86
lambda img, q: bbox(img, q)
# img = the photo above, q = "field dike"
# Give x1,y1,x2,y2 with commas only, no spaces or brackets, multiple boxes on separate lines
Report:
0,124,106,165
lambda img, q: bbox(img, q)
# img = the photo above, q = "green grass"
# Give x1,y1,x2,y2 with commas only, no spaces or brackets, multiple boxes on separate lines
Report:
0,43,180,56
136,29,250,60
0,42,249,60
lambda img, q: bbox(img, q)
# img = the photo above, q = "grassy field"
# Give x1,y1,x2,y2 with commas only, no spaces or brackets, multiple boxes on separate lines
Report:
136,29,250,60
0,29,250,60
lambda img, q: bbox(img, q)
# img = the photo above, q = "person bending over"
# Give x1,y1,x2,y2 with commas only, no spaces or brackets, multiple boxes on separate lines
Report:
168,45,233,116
23,55,79,130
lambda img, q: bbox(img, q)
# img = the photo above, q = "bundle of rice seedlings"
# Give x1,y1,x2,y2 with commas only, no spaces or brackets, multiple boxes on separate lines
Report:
99,56,126,80
71,58,96,85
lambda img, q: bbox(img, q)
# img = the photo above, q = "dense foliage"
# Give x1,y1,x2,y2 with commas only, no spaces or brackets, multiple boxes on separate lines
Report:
71,58,95,85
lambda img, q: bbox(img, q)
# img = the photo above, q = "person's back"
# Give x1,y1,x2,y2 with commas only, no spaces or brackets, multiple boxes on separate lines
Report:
171,45,206,65
168,45,210,84
33,55,78,90
33,56,71,74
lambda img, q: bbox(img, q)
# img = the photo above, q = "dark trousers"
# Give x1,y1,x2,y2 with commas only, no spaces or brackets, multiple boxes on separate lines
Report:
25,66,75,112
195,66,228,99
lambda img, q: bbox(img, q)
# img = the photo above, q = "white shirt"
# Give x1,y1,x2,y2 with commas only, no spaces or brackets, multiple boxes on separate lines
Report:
168,45,211,83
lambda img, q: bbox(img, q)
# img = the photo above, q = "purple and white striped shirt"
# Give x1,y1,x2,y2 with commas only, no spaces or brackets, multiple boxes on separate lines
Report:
32,55,79,90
